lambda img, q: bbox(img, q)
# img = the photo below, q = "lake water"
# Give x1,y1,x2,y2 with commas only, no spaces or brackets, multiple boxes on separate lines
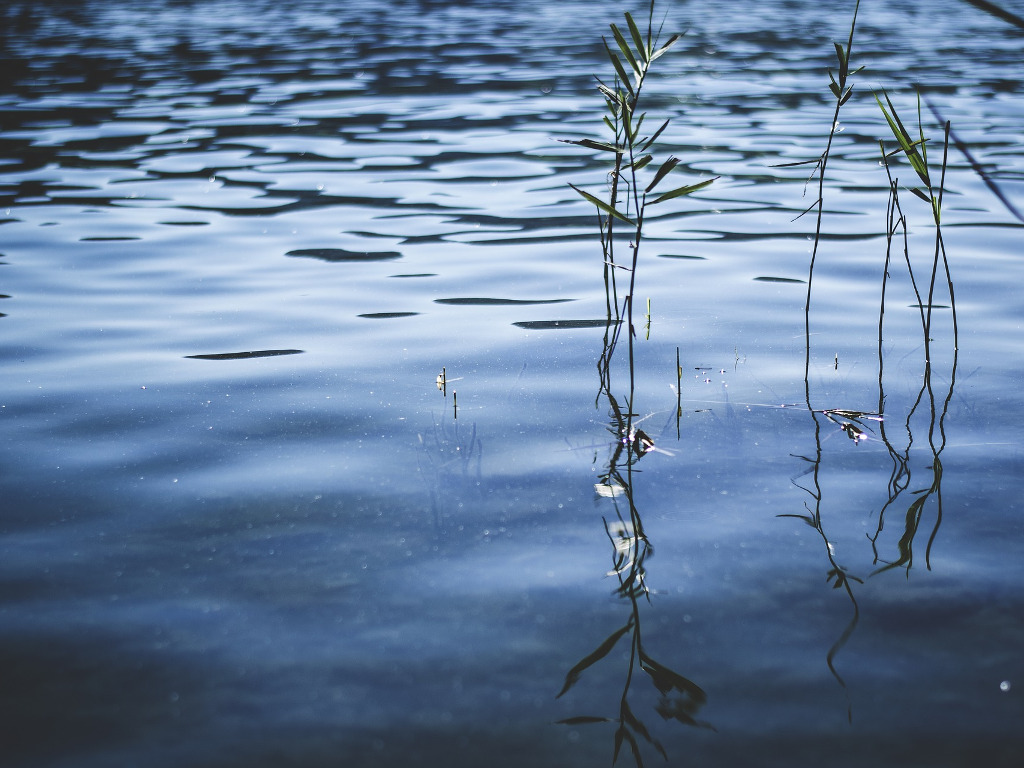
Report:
2,0,1023,765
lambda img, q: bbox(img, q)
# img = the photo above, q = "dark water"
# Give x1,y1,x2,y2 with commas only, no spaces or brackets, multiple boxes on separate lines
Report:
2,0,1023,765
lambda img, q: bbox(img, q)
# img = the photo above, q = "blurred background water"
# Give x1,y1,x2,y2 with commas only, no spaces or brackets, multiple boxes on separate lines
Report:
1,0,1023,765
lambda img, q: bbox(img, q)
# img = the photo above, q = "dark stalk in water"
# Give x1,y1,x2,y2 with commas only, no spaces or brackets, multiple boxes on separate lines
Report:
782,1,961,719
876,91,958,355
799,0,862,409
560,3,714,763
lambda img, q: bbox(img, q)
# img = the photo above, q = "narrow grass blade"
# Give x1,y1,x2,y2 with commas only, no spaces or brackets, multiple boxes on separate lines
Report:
569,184,636,225
877,92,930,185
631,153,654,172
625,12,648,62
604,40,635,96
834,41,847,69
649,177,716,204
562,138,624,154
772,158,822,168
597,82,620,103
633,111,646,141
828,70,842,99
638,118,670,152
610,24,642,77
649,32,681,62
645,155,680,192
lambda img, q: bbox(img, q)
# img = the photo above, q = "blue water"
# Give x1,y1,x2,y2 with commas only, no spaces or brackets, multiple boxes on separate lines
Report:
2,0,1023,765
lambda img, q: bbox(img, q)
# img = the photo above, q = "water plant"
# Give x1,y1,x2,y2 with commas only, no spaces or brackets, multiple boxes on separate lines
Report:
869,101,958,578
780,0,960,719
558,2,713,763
563,0,714,361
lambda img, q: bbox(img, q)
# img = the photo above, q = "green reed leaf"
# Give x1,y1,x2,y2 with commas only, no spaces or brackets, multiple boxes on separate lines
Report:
834,41,848,79
649,176,715,204
645,155,680,192
638,118,670,152
569,184,636,226
621,104,636,144
828,72,841,99
917,93,928,169
625,12,648,62
611,24,642,77
631,153,654,172
772,158,821,168
604,40,635,96
649,32,681,63
910,187,930,203
597,82,619,104
877,92,931,186
556,619,634,697
629,111,646,145
563,138,624,154
844,0,862,77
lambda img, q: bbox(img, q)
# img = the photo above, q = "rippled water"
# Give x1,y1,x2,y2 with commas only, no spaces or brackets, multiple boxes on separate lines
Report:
2,0,1023,766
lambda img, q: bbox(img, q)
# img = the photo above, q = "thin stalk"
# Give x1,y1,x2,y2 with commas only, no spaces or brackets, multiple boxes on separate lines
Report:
804,0,861,410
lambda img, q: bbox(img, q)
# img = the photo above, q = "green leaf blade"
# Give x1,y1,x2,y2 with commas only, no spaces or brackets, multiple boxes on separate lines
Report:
610,24,642,77
638,118,670,153
562,138,624,154
649,32,681,63
631,153,654,172
834,41,848,78
625,12,648,62
649,177,716,204
603,40,635,97
644,155,681,193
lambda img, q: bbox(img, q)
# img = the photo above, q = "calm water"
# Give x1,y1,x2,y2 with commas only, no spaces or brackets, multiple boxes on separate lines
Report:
2,0,1023,765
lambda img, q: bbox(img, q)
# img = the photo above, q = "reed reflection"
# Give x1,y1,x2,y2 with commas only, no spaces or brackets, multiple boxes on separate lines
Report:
556,309,712,765
789,258,957,720
867,146,958,578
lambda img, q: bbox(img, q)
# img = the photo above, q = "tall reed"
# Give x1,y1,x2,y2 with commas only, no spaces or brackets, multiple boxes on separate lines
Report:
781,0,960,719
559,2,714,763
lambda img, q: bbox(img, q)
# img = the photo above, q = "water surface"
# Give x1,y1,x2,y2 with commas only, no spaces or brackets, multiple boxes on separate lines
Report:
1,1,1023,766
